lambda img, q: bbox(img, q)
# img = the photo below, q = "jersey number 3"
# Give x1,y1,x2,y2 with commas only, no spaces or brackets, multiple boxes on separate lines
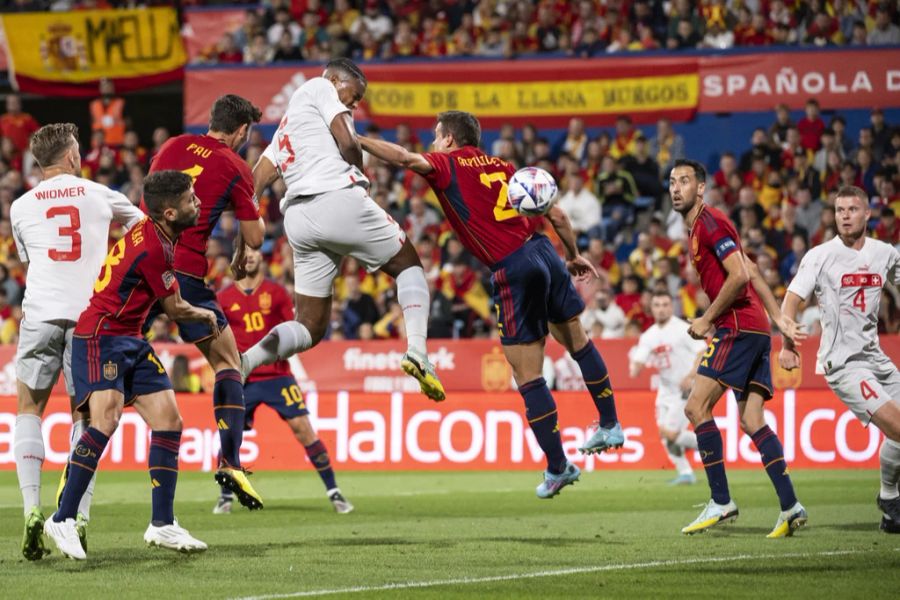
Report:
46,206,82,262
480,172,517,222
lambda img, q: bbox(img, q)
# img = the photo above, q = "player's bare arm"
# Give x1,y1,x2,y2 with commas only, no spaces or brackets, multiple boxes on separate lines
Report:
744,252,805,344
779,291,805,370
358,135,434,175
545,205,598,281
161,291,220,339
330,112,363,171
688,251,748,339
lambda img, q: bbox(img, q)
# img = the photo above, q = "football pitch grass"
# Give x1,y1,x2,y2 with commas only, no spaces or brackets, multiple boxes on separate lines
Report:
1,469,898,598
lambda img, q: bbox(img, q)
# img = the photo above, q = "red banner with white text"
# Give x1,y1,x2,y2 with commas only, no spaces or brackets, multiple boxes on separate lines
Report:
183,48,900,131
0,390,882,471
1,337,898,398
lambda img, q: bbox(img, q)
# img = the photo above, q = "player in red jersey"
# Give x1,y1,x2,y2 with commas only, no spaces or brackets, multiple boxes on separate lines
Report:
213,246,353,514
670,159,807,537
46,171,213,559
359,111,624,498
148,94,265,510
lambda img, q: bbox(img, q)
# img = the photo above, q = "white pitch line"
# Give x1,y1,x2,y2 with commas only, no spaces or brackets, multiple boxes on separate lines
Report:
231,548,885,600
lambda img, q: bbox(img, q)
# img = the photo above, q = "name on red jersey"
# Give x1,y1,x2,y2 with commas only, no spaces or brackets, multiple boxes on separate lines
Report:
841,273,882,287
455,154,510,169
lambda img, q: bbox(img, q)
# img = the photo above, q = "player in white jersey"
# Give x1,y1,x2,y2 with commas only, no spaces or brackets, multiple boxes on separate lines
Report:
781,185,900,534
10,123,144,559
629,290,708,485
240,58,444,401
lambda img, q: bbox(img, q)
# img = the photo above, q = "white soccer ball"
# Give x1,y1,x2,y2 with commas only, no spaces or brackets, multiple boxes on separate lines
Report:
507,167,558,216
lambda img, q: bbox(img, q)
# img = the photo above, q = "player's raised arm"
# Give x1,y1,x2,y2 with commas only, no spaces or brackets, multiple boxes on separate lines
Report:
358,135,434,175
545,205,599,281
253,152,279,200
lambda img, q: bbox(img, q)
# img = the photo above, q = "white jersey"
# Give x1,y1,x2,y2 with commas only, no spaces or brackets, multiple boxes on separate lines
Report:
629,316,707,399
262,76,369,212
787,235,900,374
11,174,144,322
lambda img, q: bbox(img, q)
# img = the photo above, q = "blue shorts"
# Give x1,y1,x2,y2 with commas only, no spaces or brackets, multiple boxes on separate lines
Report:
71,336,172,412
144,272,228,343
491,233,585,346
696,328,773,401
243,375,308,430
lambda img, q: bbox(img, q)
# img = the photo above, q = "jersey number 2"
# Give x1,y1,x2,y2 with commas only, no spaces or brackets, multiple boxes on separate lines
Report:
480,172,517,222
851,289,866,312
46,206,82,262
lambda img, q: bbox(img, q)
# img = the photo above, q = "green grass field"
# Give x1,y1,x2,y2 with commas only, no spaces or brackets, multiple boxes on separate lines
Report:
1,469,898,598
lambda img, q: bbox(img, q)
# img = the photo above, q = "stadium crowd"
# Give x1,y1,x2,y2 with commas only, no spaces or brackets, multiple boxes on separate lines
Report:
186,0,900,65
0,1,898,345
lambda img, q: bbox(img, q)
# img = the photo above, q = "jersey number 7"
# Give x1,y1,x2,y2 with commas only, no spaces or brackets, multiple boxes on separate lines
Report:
480,172,517,222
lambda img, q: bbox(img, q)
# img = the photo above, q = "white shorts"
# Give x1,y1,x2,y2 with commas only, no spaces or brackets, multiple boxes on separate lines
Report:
283,186,406,297
825,361,900,426
655,392,689,432
15,318,75,396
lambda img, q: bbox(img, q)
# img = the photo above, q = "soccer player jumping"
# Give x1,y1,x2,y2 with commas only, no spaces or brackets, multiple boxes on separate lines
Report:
781,186,900,533
359,111,624,498
670,159,807,537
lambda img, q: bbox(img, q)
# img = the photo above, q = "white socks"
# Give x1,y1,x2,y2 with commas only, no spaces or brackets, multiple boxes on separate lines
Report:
879,438,900,500
70,419,96,520
15,414,43,515
675,430,698,450
396,266,430,356
244,320,313,372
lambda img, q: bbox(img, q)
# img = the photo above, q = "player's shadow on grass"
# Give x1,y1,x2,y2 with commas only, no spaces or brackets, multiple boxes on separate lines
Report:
29,551,204,572
701,525,771,535
480,536,613,547
823,522,880,533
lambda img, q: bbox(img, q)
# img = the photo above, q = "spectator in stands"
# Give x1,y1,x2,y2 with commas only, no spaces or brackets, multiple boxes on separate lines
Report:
272,30,303,61
342,273,380,339
769,103,794,150
558,117,589,163
353,0,394,43
245,32,274,64
874,207,900,245
870,108,892,162
797,98,825,152
267,6,301,46
404,196,440,244
779,232,809,283
791,150,822,201
868,3,900,45
812,127,841,175
649,118,685,178
479,24,510,57
0,94,39,154
805,10,839,46
701,18,735,48
610,115,638,160
557,166,601,241
621,133,664,206
581,287,626,339
90,78,126,147
214,32,244,64
596,155,639,240
740,128,779,172
712,151,738,189
668,18,702,49
830,115,854,155
629,233,665,280
849,19,868,45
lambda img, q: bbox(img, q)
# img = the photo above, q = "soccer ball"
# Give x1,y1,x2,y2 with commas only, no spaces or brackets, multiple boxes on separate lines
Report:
507,167,558,216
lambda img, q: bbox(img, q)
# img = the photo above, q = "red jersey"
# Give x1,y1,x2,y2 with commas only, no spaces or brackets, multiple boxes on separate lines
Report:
689,205,770,332
75,218,178,337
422,147,539,267
148,134,258,278
217,278,294,381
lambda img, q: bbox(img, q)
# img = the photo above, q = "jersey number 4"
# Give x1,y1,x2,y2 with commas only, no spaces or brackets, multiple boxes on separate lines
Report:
46,206,82,262
851,289,866,312
480,172,517,222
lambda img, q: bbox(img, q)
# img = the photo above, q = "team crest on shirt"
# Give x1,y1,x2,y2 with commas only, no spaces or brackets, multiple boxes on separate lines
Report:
229,302,241,312
481,347,511,392
162,271,176,290
259,292,272,314
103,361,118,381
690,233,700,262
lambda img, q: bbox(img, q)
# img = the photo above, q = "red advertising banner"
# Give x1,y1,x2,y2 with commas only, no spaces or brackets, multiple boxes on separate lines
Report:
4,336,894,398
697,48,900,113
0,390,882,472
184,48,899,131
